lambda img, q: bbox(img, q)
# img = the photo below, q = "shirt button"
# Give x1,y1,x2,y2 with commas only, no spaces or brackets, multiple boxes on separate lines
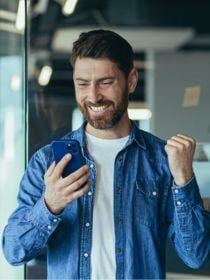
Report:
47,225,52,230
53,218,58,223
117,248,123,253
87,191,92,196
174,189,179,194
84,253,89,258
85,222,90,227
176,201,182,206
152,191,157,196
90,164,94,168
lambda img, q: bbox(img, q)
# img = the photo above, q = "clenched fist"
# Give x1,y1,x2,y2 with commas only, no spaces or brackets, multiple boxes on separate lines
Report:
44,153,91,215
165,134,196,186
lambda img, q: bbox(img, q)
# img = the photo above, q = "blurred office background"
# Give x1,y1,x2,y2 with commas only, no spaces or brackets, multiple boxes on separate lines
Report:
0,0,210,279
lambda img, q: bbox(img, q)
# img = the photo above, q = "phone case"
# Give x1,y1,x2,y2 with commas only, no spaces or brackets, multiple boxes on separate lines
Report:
51,139,86,177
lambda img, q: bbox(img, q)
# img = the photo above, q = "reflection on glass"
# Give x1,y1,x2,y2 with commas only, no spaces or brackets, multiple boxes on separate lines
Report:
0,1,25,278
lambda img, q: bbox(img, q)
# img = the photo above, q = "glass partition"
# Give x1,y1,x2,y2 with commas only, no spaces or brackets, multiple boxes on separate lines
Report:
0,0,26,279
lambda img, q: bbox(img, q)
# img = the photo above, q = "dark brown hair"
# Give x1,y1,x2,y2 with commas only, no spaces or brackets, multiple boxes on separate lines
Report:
71,29,134,77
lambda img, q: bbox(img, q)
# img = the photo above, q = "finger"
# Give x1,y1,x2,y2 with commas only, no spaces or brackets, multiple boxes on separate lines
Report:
171,136,191,146
45,161,56,178
62,164,89,186
52,153,72,179
64,172,90,194
165,144,177,154
69,181,91,202
176,134,196,144
166,139,184,149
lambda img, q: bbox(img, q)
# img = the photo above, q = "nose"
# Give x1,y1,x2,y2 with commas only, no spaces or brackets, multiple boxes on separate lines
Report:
88,83,103,103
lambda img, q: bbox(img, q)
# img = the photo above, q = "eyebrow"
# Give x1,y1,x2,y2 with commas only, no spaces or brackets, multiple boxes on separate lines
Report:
75,76,115,82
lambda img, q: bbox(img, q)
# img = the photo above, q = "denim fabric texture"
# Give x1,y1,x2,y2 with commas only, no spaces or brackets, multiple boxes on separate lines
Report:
2,121,210,279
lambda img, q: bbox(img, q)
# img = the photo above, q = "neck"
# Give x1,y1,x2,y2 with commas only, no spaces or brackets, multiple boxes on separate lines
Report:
85,112,132,139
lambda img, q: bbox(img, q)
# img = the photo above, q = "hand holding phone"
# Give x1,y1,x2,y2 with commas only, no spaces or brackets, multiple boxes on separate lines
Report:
52,140,86,177
44,140,91,215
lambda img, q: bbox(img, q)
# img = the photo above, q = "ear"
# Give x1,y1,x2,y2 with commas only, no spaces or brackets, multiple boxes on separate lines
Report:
128,68,138,94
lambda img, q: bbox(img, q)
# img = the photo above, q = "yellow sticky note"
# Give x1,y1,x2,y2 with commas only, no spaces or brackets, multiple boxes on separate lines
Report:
183,86,201,107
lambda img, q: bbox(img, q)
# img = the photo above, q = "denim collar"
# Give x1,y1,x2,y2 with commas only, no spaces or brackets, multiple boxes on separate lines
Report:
64,120,147,152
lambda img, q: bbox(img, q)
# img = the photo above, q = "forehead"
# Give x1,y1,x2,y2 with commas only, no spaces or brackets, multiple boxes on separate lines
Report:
73,57,121,78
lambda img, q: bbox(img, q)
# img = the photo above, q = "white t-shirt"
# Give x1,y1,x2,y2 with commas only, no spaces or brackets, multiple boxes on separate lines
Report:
85,132,129,280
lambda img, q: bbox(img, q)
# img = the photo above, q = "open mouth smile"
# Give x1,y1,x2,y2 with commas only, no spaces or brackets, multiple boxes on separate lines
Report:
89,104,110,113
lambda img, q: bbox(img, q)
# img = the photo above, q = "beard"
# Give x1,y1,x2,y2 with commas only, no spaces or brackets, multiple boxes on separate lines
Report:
76,87,129,130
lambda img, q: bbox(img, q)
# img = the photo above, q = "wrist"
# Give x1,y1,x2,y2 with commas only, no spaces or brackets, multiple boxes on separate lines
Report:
173,171,194,186
44,196,63,215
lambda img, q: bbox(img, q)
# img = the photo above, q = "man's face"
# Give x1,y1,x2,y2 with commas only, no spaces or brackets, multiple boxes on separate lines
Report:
73,57,130,129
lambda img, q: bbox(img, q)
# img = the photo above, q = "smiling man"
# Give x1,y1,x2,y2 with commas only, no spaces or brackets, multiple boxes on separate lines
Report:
2,29,210,279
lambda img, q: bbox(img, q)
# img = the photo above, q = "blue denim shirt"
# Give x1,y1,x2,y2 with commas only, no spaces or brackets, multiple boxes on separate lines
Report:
2,122,210,279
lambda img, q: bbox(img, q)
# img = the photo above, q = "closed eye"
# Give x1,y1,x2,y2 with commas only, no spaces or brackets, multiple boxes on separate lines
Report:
77,82,89,87
99,79,114,86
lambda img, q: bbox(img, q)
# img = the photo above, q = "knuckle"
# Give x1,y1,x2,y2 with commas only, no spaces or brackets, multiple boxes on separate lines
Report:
70,173,76,182
185,141,190,148
81,175,87,183
73,181,80,189
70,192,77,201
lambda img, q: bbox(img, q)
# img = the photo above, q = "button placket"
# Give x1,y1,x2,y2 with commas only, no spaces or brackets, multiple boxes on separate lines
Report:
114,155,125,279
79,158,95,279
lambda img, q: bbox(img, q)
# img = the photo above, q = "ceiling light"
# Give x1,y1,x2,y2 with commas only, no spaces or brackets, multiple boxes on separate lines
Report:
15,0,25,31
62,0,79,16
38,65,53,86
0,22,22,34
128,109,152,120
52,27,194,52
0,9,16,21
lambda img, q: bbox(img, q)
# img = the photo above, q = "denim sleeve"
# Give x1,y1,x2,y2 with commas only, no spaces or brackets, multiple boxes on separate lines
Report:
167,175,210,268
2,148,62,266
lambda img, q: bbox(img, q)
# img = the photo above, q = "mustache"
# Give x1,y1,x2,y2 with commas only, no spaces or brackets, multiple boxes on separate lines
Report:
87,101,112,107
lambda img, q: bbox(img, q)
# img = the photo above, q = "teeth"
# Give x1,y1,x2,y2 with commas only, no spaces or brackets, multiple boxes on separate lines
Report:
90,105,108,112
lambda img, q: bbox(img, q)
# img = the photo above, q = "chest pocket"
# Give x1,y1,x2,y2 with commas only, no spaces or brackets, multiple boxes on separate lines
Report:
134,179,167,228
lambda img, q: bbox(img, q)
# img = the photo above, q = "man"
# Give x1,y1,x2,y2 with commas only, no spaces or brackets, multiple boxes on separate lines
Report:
2,29,210,279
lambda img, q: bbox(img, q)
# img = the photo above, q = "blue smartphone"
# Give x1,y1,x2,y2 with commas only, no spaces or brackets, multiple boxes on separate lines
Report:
51,139,86,177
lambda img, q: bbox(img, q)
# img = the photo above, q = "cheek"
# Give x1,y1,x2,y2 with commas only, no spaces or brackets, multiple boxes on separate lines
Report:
75,89,86,102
